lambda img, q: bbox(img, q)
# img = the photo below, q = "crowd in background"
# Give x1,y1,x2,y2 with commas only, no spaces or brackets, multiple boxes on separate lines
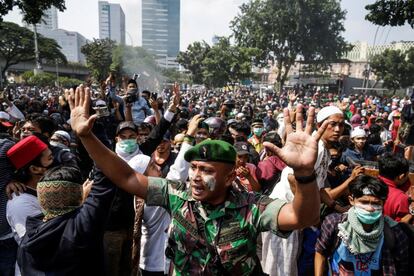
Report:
0,75,413,276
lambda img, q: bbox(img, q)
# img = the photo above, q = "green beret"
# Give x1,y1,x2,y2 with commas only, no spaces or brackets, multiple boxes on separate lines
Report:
184,140,236,164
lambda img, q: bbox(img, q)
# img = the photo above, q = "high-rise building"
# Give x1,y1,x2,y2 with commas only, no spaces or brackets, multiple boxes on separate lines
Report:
28,7,58,32
98,1,126,45
142,0,180,68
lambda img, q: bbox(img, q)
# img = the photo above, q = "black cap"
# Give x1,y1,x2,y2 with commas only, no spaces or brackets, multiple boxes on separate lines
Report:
116,121,137,135
233,141,250,155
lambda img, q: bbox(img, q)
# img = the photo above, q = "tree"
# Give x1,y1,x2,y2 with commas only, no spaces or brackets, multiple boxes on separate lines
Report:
231,0,350,90
370,47,414,93
162,68,191,84
81,38,116,82
0,21,66,80
21,70,83,87
0,0,66,24
202,37,259,88
365,0,414,28
177,38,258,88
177,41,210,84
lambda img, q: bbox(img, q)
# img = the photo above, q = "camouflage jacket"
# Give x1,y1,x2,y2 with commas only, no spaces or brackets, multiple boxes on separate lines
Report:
146,177,289,276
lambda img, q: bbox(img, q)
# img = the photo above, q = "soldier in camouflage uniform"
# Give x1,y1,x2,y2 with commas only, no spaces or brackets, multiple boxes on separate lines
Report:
68,86,328,275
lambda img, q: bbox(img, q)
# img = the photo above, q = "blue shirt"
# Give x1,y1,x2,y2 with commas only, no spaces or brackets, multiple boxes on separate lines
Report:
131,97,152,125
341,144,385,164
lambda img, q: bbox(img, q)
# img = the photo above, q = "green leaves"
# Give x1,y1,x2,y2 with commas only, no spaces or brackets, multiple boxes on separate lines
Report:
0,0,66,24
177,37,258,88
371,47,414,92
230,0,349,89
0,21,66,79
81,38,116,82
365,0,414,28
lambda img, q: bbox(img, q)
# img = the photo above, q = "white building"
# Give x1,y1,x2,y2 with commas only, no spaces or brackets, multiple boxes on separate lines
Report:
98,1,126,45
36,7,58,32
345,41,414,62
38,29,88,64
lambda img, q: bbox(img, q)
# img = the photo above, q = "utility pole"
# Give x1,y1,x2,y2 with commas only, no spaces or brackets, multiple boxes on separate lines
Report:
33,24,43,75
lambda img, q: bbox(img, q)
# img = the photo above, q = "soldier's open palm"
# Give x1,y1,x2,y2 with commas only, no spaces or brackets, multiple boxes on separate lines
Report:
264,105,327,175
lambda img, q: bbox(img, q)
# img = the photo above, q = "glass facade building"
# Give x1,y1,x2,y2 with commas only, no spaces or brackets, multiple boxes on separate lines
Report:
142,0,180,61
98,1,126,45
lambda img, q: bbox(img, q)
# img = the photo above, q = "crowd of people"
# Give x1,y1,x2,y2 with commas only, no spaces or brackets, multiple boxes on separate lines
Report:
0,74,413,276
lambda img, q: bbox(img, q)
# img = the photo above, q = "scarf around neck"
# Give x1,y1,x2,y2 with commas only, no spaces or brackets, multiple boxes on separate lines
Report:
338,207,384,254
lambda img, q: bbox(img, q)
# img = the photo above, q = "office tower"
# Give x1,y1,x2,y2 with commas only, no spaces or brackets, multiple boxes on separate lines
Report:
30,6,58,32
98,1,126,45
142,0,180,68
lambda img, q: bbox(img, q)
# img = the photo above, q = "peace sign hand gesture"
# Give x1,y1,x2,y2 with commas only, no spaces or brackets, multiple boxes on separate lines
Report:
264,104,328,177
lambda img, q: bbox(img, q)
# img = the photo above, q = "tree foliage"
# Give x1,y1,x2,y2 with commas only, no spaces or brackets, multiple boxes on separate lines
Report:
0,21,66,80
81,38,116,82
230,0,350,89
0,0,66,24
177,37,259,87
177,41,210,84
370,48,414,92
365,0,414,28
21,70,83,87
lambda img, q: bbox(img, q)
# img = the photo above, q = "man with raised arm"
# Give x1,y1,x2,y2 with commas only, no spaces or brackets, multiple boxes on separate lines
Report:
69,85,328,275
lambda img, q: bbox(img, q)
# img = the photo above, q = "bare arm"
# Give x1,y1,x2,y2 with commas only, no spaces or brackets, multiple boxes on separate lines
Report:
68,86,149,199
314,251,327,276
326,166,363,200
124,103,133,122
265,105,328,231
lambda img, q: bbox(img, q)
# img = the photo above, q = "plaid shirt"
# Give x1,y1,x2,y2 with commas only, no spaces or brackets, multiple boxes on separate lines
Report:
316,213,409,276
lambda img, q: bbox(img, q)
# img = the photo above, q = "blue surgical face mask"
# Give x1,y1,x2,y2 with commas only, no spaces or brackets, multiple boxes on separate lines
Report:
116,139,138,154
354,204,382,225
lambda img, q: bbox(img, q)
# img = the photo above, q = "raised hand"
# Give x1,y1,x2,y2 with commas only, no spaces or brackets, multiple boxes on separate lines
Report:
68,85,97,137
186,114,204,137
264,104,328,177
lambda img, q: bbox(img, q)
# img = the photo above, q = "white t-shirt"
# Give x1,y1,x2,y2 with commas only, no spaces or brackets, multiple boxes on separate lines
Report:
6,192,42,244
139,205,171,272
315,139,330,189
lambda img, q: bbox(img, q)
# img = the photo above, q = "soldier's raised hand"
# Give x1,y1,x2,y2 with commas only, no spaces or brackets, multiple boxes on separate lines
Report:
264,104,328,177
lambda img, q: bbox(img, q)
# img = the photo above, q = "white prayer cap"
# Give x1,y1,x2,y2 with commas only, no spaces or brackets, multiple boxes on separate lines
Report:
351,127,367,139
316,106,343,123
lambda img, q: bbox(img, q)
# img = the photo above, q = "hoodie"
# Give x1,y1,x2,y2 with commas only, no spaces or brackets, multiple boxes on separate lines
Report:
17,168,116,276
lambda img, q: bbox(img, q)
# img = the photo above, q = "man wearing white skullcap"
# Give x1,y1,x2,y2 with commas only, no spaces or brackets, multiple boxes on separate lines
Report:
342,126,386,164
315,105,344,190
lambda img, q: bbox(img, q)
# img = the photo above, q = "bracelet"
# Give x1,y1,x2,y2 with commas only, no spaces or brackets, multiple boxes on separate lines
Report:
294,172,317,184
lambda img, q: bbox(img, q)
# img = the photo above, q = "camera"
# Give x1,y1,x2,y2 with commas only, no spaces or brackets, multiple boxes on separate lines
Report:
125,88,138,104
93,106,110,118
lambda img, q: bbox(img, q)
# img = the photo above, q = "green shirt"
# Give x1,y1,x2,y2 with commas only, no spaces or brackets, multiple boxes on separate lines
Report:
146,177,289,275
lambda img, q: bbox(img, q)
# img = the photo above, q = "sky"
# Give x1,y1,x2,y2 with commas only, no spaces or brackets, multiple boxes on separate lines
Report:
3,0,414,51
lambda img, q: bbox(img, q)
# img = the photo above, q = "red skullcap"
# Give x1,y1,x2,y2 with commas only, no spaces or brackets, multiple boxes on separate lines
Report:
7,136,48,170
